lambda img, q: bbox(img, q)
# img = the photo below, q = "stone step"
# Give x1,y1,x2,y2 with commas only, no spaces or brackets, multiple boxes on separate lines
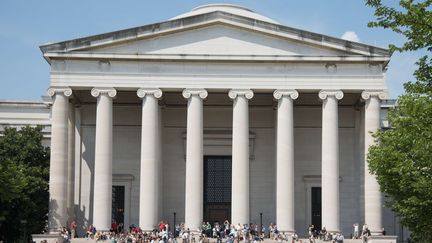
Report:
71,238,97,243
71,237,366,243
258,240,365,243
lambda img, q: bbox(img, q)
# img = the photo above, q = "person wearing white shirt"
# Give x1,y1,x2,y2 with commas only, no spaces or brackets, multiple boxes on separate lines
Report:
353,223,359,239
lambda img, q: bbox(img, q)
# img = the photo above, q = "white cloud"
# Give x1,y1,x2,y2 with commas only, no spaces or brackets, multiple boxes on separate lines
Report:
341,31,360,42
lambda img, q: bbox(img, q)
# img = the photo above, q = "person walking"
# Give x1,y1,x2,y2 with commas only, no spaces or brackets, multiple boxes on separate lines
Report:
70,220,77,238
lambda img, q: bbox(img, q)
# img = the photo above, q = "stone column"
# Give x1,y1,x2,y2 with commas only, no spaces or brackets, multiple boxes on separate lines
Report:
74,106,82,210
361,90,387,234
228,89,253,225
318,90,343,233
91,87,117,231
67,103,76,224
274,89,298,233
137,88,163,231
182,88,208,231
47,87,72,232
157,105,163,220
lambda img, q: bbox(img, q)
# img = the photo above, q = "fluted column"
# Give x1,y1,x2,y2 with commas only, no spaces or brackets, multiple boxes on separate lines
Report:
318,90,343,233
229,89,253,225
182,88,208,231
91,87,117,231
67,103,76,224
47,87,72,232
274,89,298,233
137,88,163,231
362,90,387,235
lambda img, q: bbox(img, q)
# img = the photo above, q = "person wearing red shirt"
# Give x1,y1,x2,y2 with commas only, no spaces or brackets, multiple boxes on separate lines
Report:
70,221,77,238
112,220,118,233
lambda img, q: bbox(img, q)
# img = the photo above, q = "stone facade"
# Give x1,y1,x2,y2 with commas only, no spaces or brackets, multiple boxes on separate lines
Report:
0,4,410,241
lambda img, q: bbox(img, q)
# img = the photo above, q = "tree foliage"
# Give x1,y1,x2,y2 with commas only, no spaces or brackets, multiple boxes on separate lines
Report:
366,0,432,242
0,126,50,242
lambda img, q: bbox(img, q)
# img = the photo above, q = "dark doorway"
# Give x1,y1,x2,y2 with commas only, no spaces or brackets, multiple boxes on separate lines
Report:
311,187,322,231
112,186,125,225
204,156,232,225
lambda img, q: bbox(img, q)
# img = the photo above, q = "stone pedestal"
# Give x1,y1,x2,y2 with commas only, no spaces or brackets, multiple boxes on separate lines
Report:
32,233,64,243
367,235,398,243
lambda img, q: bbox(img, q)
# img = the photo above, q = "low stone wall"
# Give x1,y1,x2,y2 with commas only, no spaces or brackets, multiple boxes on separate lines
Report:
367,235,398,243
32,233,64,243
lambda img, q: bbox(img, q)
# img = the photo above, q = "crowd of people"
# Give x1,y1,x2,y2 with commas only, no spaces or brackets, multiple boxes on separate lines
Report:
61,220,173,243
305,223,385,243
58,220,383,243
179,221,266,242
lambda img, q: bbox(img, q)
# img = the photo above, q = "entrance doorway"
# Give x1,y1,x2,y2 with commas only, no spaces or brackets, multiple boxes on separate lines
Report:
204,156,232,225
311,187,322,231
112,185,125,225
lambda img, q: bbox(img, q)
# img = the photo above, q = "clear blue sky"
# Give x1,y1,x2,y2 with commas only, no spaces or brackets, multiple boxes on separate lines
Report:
0,0,422,100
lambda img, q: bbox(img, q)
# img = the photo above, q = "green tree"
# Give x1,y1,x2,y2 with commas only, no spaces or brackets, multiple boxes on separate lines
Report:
0,126,50,242
366,0,432,242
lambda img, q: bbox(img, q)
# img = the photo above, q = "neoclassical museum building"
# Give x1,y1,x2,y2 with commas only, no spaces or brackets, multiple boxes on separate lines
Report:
0,4,403,242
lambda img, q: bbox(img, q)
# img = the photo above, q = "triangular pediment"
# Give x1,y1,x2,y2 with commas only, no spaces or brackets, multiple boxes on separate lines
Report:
88,24,352,56
41,11,389,62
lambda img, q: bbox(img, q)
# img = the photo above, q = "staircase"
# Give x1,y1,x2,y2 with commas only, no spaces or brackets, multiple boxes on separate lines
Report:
71,238,366,243
261,239,365,243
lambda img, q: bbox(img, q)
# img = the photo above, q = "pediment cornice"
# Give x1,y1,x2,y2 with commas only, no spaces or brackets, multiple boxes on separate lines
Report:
40,11,390,62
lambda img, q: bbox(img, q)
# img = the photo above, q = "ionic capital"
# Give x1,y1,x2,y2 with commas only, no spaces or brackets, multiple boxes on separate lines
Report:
228,89,254,100
273,89,299,100
137,88,162,99
182,88,208,99
318,90,344,100
361,90,388,100
47,87,72,97
91,87,117,98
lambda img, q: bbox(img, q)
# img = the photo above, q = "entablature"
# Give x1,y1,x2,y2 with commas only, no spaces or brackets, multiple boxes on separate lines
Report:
49,59,387,92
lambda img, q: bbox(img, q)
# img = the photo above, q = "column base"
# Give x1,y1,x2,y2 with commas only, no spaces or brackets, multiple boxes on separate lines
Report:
326,229,341,234
370,230,384,236
186,228,202,234
278,230,295,235
47,228,61,234
140,228,157,233
366,235,397,243
32,233,64,243
187,229,204,242
278,229,295,238
277,231,296,242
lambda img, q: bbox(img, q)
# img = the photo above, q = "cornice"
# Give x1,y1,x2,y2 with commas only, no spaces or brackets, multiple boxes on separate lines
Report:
40,11,389,58
44,52,391,63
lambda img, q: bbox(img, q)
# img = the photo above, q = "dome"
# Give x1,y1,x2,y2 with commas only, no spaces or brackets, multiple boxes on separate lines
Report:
170,4,279,24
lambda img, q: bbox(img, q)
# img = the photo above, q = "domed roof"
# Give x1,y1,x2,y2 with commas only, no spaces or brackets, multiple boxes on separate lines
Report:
170,4,279,24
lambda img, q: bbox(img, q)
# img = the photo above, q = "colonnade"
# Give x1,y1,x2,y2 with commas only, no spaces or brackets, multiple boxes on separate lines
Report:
47,87,386,235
